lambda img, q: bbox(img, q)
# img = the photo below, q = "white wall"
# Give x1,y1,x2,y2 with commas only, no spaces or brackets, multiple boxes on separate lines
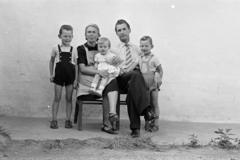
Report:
0,0,240,123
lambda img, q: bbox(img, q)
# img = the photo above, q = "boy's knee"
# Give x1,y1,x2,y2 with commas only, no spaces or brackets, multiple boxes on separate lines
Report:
54,96,61,103
65,96,72,102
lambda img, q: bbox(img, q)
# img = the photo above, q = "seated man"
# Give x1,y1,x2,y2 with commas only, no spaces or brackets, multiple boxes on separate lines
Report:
111,19,158,137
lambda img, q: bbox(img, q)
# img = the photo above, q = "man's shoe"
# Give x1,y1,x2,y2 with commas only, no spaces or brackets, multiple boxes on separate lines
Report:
144,107,157,121
131,129,140,138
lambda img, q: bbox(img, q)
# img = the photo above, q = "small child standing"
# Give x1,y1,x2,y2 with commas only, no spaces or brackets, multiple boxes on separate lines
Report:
126,36,163,132
89,37,122,97
49,25,78,129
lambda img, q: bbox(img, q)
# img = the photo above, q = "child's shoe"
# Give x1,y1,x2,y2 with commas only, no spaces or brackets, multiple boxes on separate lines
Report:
65,120,73,128
50,120,58,129
89,87,96,95
151,125,159,132
108,113,119,123
144,122,152,132
95,89,103,97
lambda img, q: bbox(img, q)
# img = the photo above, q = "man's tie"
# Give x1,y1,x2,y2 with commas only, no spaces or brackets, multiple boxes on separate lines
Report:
125,43,132,68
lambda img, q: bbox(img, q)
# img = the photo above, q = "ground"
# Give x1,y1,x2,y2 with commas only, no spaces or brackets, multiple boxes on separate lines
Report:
1,117,240,159
1,136,240,160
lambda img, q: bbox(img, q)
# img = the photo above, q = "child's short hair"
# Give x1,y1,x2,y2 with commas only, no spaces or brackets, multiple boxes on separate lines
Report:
98,37,111,48
140,36,153,45
115,19,131,33
59,25,73,35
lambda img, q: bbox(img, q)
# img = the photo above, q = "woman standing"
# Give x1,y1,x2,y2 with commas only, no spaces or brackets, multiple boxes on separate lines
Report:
76,24,119,134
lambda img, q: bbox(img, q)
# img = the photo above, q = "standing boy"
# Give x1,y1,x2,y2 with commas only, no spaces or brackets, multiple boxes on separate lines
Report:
49,25,78,129
126,36,163,132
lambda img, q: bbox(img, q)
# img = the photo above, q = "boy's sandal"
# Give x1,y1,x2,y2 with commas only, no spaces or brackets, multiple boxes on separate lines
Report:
50,120,58,129
101,124,118,134
65,120,73,129
108,113,119,123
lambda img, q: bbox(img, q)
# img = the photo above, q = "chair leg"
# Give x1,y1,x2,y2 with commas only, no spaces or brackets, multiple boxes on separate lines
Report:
77,100,83,131
74,102,79,124
116,93,120,131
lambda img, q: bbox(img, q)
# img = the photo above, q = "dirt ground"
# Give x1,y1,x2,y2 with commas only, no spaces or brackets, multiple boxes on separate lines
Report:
1,137,240,160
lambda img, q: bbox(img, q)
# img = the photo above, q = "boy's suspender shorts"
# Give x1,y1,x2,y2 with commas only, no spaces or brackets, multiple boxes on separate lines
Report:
53,45,75,86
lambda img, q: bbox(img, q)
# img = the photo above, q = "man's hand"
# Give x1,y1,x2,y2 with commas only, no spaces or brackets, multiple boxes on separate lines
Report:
98,70,109,78
154,72,162,86
119,68,126,75
111,56,122,66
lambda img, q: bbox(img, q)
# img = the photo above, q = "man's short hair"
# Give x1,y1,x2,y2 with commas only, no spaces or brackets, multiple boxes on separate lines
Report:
115,19,131,33
140,36,153,45
98,37,111,48
59,25,73,35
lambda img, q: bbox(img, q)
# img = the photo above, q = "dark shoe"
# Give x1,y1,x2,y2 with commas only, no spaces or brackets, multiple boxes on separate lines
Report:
108,113,119,123
101,124,118,134
65,120,73,128
131,129,140,138
144,107,157,121
50,120,58,129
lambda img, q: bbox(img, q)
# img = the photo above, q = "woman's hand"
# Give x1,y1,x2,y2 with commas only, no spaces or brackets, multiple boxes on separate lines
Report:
98,70,109,78
73,80,78,89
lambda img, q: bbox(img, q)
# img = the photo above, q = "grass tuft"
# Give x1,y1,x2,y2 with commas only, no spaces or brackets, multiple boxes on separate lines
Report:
0,126,11,140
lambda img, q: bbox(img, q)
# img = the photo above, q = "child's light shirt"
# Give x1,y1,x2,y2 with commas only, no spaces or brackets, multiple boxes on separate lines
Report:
51,44,78,64
94,51,121,76
135,53,161,73
94,51,117,70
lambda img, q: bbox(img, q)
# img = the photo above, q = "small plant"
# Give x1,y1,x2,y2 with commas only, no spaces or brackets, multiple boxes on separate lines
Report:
0,126,11,140
169,141,179,149
187,134,200,148
211,128,240,149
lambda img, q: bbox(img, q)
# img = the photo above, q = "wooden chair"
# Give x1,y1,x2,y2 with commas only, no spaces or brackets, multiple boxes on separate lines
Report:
74,90,127,131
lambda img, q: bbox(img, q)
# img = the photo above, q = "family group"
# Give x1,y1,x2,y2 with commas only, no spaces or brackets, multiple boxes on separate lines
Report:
49,19,163,138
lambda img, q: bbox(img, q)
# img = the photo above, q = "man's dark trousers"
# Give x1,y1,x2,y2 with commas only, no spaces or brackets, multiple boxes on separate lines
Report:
117,70,151,130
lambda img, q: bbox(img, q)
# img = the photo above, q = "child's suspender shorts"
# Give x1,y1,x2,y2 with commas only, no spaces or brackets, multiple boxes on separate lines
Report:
53,45,75,86
140,55,157,92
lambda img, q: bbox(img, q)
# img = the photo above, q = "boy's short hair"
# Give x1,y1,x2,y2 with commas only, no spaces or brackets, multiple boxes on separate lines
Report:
140,36,153,45
59,25,73,35
115,19,131,33
98,37,111,48
85,23,101,37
